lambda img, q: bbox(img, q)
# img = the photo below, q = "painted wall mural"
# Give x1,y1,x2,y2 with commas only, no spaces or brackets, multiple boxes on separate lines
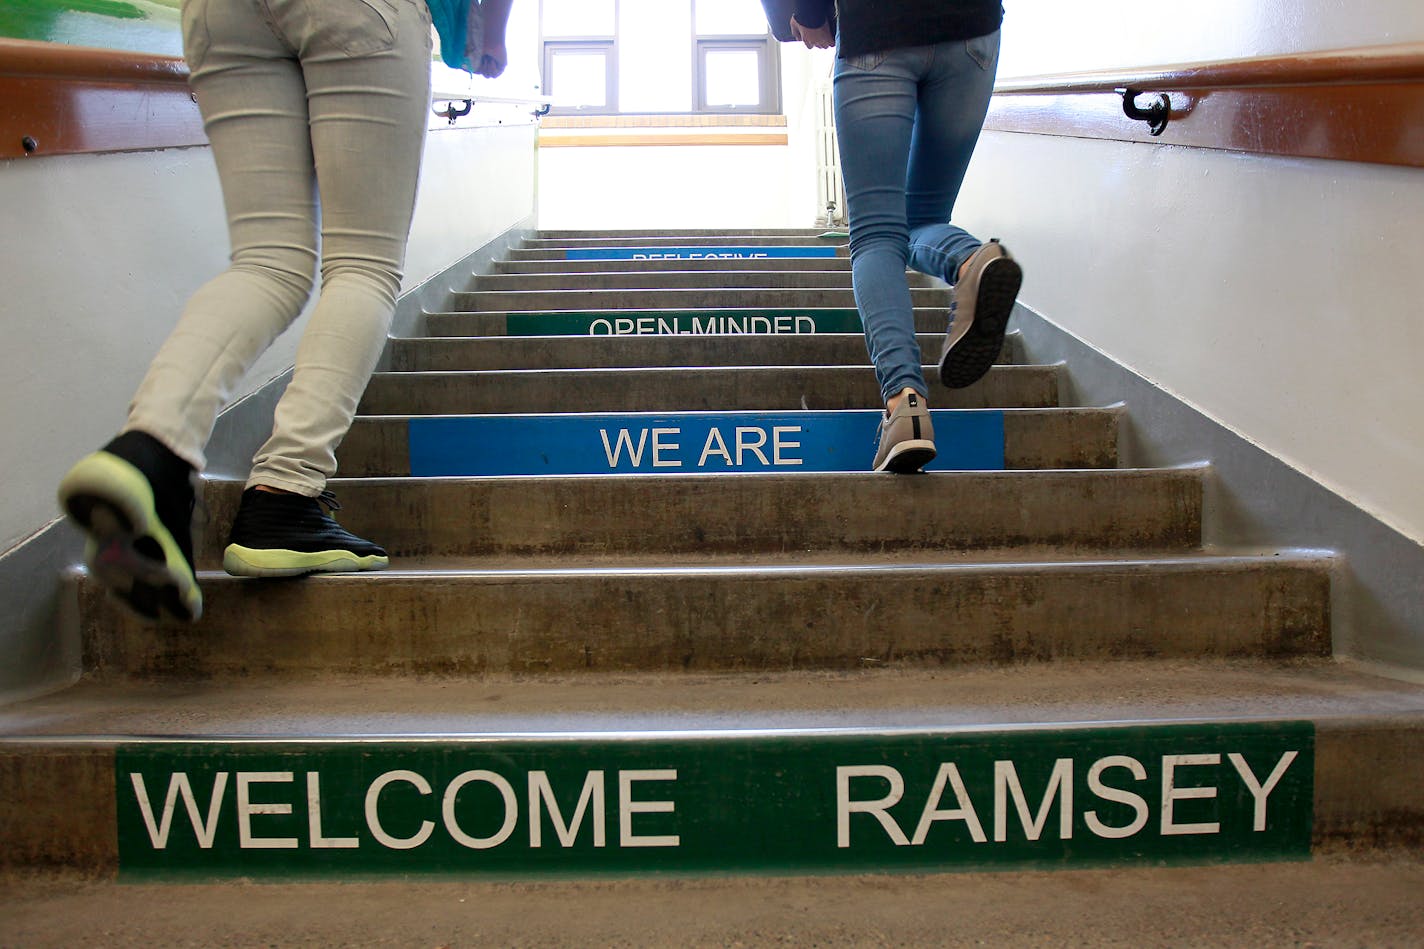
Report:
0,0,184,57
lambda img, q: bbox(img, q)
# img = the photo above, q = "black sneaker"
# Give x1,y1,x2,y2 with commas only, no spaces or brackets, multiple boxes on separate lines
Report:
56,431,202,622
223,488,389,578
938,239,1022,389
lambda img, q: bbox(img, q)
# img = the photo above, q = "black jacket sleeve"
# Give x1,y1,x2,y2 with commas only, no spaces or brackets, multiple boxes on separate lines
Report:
793,0,834,29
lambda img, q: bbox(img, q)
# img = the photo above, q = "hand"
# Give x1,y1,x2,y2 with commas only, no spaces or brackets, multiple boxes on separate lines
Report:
789,15,834,49
476,0,512,78
477,42,507,78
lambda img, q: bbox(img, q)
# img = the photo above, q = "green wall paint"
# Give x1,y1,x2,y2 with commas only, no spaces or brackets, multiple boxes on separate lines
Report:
0,0,182,57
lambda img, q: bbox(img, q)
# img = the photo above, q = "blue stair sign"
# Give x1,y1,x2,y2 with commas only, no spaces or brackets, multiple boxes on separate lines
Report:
409,411,1004,476
565,246,841,261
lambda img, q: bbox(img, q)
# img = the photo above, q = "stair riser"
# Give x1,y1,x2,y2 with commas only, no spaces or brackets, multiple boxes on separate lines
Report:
496,258,853,274
192,470,1195,566
536,228,833,238
6,718,1422,873
339,409,1118,476
509,247,851,261
424,309,948,337
79,563,1330,679
0,724,1315,875
473,271,923,291
386,334,1010,371
453,289,949,312
523,236,847,248
357,367,1057,415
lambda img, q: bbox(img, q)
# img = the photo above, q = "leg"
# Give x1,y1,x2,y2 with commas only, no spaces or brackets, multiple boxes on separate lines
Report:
220,0,432,578
57,0,320,621
125,0,320,472
902,32,1022,389
245,0,433,496
903,31,1001,285
833,47,928,407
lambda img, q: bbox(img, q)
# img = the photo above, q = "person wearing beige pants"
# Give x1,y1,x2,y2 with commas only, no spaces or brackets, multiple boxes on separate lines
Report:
58,0,441,621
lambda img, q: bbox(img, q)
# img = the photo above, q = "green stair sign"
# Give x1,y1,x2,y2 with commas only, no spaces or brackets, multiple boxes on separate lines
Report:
505,309,864,336
116,722,1313,877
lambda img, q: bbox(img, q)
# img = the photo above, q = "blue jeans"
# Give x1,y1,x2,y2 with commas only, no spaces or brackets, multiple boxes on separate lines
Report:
833,31,1001,403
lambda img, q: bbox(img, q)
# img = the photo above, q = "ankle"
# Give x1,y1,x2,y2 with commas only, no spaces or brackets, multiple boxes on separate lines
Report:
956,252,975,284
886,388,927,415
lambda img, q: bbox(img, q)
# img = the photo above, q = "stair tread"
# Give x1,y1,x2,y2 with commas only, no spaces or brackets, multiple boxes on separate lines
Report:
346,404,1108,424
5,660,1420,739
535,228,835,236
310,464,1179,483
397,330,999,343
368,364,1046,378
354,401,1073,417
176,550,1329,578
385,333,1020,371
425,305,938,316
495,257,854,272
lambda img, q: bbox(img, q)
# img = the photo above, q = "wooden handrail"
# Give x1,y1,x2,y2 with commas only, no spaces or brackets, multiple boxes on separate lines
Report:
0,37,189,84
0,37,536,159
985,42,1424,169
995,42,1424,95
0,38,202,158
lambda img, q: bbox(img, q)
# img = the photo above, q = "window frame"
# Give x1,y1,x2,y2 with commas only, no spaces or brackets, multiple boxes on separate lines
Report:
542,39,619,115
694,37,780,114
539,0,781,117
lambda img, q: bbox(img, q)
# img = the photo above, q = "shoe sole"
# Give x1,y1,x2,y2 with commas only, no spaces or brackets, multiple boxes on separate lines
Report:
57,452,202,622
223,544,390,578
874,439,937,474
939,256,1023,389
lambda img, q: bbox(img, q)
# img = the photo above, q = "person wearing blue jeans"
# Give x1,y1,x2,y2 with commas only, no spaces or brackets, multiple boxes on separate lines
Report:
791,1,1023,473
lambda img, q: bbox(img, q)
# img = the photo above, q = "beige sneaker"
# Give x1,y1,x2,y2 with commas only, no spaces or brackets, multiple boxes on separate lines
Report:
939,239,1022,389
872,389,936,473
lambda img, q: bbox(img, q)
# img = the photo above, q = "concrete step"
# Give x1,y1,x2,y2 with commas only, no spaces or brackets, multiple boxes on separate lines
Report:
6,858,1424,942
357,365,1059,415
495,257,853,274
423,307,948,336
452,287,950,312
468,270,931,291
192,467,1195,566
1,659,1401,740
522,235,847,249
73,553,1330,680
11,659,1414,878
384,332,1016,371
339,407,1119,475
535,228,838,239
509,246,851,261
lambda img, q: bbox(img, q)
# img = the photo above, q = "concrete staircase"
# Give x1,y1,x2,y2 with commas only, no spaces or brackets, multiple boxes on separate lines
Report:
3,229,1423,890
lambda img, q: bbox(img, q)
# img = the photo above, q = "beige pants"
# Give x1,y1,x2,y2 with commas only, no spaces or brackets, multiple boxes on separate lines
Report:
126,0,433,495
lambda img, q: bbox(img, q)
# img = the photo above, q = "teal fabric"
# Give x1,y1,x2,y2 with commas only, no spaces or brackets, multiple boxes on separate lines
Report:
426,0,474,71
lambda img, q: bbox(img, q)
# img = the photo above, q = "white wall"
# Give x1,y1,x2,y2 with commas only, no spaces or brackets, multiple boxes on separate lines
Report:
997,0,1424,75
949,0,1424,544
0,123,537,555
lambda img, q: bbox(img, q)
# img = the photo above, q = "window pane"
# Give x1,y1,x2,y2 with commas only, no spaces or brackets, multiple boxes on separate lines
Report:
543,0,616,37
550,52,608,108
704,49,761,107
694,0,769,35
620,0,694,112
